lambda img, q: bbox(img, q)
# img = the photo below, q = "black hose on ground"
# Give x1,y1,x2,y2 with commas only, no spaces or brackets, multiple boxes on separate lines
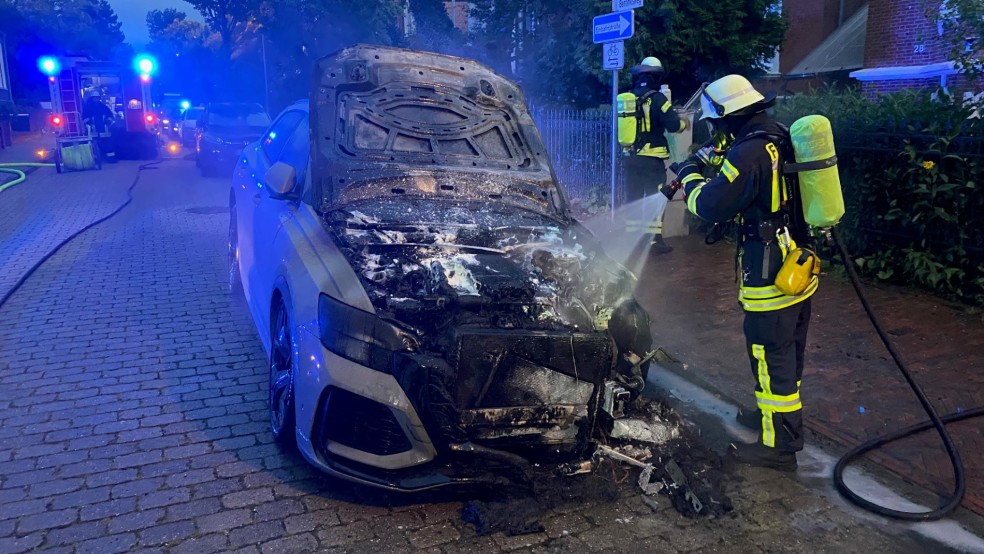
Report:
0,160,161,311
830,226,982,521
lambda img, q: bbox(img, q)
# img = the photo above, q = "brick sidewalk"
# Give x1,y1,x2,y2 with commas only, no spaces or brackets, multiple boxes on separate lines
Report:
630,233,984,517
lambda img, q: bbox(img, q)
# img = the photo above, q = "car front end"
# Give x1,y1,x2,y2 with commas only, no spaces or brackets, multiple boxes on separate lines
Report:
283,45,653,490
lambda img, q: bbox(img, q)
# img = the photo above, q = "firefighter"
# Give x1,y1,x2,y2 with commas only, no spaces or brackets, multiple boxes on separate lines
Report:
675,75,816,471
620,57,688,254
82,94,117,163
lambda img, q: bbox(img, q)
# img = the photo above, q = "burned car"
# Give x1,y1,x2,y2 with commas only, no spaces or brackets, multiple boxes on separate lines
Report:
229,45,654,490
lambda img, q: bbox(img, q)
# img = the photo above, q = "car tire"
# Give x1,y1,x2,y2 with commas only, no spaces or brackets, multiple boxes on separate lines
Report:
228,204,242,294
269,298,297,447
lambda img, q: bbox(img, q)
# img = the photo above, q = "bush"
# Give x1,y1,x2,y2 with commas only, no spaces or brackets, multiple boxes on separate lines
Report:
775,86,984,305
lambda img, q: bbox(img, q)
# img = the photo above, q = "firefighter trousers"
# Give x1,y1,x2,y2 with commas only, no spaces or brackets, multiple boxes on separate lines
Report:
742,298,812,453
624,155,667,237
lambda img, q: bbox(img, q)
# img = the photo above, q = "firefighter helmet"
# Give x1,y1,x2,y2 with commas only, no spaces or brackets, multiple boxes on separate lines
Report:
630,56,664,76
700,74,770,120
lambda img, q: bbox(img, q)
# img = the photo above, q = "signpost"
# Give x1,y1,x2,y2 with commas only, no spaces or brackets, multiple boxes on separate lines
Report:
613,0,644,10
592,11,634,44
593,8,637,218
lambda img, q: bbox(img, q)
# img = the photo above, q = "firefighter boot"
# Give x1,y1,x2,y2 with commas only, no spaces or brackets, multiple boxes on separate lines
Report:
735,407,761,430
730,442,797,472
649,234,673,255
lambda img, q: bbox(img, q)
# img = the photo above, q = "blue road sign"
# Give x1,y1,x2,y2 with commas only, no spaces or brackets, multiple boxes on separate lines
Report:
592,11,634,44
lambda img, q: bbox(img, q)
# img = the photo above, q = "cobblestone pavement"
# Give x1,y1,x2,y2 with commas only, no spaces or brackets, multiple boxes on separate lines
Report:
0,159,975,553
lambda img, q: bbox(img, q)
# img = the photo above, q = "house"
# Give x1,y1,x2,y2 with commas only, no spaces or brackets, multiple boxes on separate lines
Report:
849,0,971,97
757,0,978,98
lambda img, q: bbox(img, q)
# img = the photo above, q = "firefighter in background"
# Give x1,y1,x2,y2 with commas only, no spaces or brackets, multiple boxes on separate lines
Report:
675,75,817,471
617,56,688,254
82,94,117,163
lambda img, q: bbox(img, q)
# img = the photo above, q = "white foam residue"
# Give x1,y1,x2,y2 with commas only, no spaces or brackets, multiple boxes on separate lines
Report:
348,210,379,225
421,255,481,296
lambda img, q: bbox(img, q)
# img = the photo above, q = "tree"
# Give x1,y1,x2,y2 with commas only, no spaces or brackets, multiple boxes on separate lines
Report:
184,0,259,57
470,0,786,107
404,0,463,54
254,0,404,110
0,0,126,101
145,9,218,102
931,0,983,82
147,8,187,39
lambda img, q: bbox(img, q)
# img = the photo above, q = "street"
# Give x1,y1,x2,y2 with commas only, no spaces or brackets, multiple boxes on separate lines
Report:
0,155,980,553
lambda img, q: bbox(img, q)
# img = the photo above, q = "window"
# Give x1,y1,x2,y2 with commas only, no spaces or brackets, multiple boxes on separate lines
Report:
261,111,304,163
277,113,311,185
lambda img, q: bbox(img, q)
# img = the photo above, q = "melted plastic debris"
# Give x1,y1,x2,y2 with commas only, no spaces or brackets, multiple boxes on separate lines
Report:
610,418,680,444
460,397,734,536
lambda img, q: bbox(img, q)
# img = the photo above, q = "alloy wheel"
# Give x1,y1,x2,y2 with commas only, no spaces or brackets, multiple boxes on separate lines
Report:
269,302,296,446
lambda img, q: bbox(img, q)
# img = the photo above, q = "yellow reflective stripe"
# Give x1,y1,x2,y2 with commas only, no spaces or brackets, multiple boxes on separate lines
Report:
766,143,780,212
681,173,705,184
752,344,775,447
646,222,662,233
721,160,739,182
661,100,672,113
740,284,784,299
677,120,687,132
752,344,772,395
638,145,669,157
687,185,702,215
741,278,818,311
761,409,775,447
756,390,802,413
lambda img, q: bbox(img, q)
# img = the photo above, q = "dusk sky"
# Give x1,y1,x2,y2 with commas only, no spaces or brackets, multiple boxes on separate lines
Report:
106,0,202,47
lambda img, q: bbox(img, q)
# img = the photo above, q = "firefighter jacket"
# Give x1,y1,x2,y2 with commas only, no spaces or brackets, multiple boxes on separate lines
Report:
631,85,686,159
679,113,818,312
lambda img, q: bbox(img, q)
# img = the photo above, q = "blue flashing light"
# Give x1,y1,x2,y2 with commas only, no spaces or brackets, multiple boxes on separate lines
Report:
133,54,158,76
38,57,60,76
268,131,277,140
180,100,191,111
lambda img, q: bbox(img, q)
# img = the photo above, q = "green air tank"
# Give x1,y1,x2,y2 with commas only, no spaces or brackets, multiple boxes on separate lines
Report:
790,115,845,228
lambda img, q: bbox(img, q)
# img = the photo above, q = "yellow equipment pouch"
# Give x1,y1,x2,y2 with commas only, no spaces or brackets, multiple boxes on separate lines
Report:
775,248,820,296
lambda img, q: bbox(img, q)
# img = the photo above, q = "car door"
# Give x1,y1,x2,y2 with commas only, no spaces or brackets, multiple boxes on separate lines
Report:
244,110,307,328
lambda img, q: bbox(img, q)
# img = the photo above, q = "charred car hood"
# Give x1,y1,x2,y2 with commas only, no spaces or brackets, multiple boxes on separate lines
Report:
312,44,569,220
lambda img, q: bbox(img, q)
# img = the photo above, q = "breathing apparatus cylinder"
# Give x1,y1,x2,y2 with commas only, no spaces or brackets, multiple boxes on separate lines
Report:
789,115,845,228
616,92,639,148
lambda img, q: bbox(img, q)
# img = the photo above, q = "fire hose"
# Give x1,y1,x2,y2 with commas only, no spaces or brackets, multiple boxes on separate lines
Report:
0,162,55,193
828,227,983,522
0,160,161,309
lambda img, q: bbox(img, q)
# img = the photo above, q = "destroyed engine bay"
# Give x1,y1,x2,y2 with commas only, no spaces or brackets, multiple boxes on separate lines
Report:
325,198,654,460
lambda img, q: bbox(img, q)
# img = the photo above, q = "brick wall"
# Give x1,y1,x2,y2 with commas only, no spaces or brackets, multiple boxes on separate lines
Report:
780,0,867,74
864,0,948,68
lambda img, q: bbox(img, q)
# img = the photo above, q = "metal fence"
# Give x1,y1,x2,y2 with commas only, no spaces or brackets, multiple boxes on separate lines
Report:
532,107,625,207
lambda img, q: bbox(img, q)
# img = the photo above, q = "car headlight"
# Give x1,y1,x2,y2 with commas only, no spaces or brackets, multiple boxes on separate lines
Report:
318,294,418,373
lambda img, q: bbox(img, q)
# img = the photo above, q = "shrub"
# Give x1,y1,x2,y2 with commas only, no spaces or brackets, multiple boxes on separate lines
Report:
775,86,984,305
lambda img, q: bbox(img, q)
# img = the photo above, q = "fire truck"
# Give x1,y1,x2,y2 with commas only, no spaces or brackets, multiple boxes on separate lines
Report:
39,55,162,171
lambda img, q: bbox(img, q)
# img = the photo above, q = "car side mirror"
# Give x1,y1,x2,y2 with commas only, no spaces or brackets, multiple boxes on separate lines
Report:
265,161,297,196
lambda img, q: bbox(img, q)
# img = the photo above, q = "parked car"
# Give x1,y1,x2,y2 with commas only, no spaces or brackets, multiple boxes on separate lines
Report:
179,106,203,145
229,45,653,491
196,103,270,177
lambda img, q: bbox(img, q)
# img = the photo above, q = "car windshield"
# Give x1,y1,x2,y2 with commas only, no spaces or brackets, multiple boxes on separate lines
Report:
184,108,203,120
207,105,269,129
